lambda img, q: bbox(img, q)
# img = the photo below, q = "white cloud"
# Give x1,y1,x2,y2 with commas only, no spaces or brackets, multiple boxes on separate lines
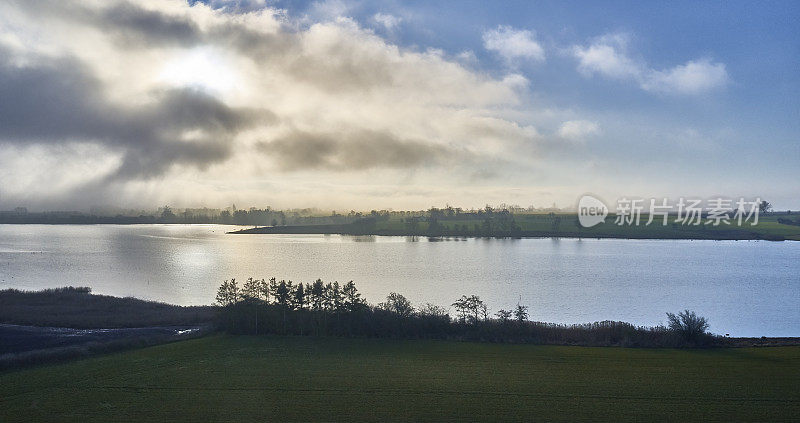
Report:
502,73,530,90
308,0,352,20
372,13,402,31
571,33,729,95
455,50,477,64
642,59,728,95
558,120,600,141
572,34,641,79
482,25,545,64
207,0,268,12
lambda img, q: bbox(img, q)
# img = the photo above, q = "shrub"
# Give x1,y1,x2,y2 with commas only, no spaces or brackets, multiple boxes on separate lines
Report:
666,310,709,343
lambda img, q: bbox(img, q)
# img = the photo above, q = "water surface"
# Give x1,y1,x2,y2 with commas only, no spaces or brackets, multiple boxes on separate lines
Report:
1,224,797,336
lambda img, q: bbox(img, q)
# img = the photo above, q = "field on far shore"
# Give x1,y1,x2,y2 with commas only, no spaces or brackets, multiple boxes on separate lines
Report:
233,213,800,241
1,335,798,422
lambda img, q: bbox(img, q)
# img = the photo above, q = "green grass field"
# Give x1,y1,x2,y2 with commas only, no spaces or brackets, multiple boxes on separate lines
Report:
1,336,798,422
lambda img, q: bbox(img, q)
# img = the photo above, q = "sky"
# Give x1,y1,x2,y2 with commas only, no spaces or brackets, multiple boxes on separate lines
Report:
0,0,797,211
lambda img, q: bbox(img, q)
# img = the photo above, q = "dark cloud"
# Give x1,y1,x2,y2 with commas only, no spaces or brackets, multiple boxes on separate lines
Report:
9,0,296,56
0,46,269,179
98,2,203,47
7,0,202,48
258,129,461,171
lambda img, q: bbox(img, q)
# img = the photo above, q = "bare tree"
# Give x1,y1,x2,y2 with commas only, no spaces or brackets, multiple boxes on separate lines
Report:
380,292,414,317
666,310,709,342
452,295,486,324
418,303,449,319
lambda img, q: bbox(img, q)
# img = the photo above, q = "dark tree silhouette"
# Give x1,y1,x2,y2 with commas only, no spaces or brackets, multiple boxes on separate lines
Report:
215,280,231,306
418,303,449,318
212,278,719,348
666,310,709,342
496,309,513,322
275,280,290,307
514,304,529,322
293,283,306,309
242,277,262,301
452,295,486,324
342,281,365,312
310,279,325,310
380,292,414,317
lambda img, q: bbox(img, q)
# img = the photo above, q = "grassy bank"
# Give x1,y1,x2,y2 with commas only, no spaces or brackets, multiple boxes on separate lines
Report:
230,213,800,241
0,335,798,422
0,287,216,328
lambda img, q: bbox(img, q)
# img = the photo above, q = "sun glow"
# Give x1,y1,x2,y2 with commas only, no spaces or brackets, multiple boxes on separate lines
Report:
158,48,237,94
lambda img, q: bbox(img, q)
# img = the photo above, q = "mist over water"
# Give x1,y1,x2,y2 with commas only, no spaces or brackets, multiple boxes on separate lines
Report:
0,224,797,337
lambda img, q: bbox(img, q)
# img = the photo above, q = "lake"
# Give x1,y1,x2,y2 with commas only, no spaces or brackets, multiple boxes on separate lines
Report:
0,224,797,337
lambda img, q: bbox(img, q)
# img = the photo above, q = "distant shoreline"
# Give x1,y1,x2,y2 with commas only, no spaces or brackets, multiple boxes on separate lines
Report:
0,220,795,241
3,210,799,241
227,224,797,241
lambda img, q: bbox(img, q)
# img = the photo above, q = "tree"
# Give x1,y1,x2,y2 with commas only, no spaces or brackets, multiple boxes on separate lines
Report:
268,278,279,303
258,279,270,303
496,309,513,322
275,280,290,307
227,278,240,304
161,205,176,221
330,281,344,312
342,281,366,312
666,310,709,342
342,281,364,311
514,304,529,322
759,200,773,214
477,298,488,321
233,209,248,225
285,280,295,306
323,282,335,311
215,279,231,306
293,283,306,310
381,292,414,317
452,296,470,322
242,277,262,301
418,303,449,319
310,279,325,310
452,295,486,324
215,278,240,306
